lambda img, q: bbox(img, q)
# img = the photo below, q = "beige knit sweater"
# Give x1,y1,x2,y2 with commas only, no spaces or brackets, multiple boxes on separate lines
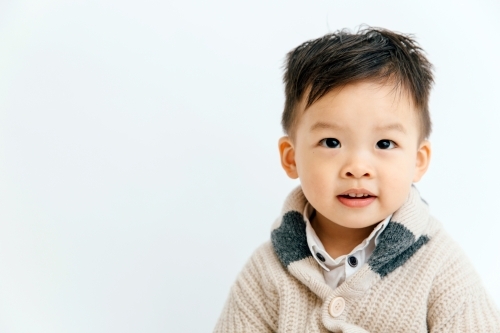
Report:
214,186,500,332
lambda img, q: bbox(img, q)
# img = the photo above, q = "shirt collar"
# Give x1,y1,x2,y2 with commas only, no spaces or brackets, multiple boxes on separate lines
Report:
303,202,391,271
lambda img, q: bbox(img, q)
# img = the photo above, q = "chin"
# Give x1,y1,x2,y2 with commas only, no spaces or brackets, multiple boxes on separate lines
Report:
350,222,381,229
331,218,377,229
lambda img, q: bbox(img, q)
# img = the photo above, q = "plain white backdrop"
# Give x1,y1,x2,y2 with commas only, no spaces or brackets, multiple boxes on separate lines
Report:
1,0,499,332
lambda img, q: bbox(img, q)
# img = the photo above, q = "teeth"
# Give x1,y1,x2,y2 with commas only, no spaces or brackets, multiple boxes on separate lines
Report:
347,193,370,198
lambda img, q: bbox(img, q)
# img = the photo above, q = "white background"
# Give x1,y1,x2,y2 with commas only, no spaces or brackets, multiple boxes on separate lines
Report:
1,0,499,332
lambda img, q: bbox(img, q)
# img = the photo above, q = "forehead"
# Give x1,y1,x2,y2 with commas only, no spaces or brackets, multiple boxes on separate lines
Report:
293,80,420,136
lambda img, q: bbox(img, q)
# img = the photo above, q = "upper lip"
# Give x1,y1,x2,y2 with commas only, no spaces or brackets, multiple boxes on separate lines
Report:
338,188,377,196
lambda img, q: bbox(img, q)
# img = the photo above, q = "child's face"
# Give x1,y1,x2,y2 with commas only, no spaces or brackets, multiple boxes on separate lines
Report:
279,80,431,229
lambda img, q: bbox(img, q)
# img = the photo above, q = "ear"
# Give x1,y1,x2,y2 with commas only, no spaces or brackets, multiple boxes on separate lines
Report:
413,140,431,182
278,136,299,179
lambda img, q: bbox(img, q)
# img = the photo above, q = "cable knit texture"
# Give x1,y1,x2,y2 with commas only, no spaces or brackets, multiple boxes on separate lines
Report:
214,186,500,332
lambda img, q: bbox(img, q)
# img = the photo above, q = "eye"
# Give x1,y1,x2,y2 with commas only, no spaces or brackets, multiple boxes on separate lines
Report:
320,138,341,148
376,139,396,149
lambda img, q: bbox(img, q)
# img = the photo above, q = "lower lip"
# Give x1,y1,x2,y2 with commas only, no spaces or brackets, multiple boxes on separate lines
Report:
337,196,376,208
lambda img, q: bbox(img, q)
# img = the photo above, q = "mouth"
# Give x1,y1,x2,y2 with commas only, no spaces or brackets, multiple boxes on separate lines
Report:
337,189,376,208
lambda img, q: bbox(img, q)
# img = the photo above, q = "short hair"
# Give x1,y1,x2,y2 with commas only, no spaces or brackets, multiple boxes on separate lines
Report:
282,27,434,140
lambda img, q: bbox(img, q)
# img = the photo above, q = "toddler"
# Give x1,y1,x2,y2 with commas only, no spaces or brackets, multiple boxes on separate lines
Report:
214,27,500,332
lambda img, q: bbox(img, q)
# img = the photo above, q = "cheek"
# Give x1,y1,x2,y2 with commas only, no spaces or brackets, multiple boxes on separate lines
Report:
379,158,415,207
379,157,415,189
300,163,328,190
298,159,334,199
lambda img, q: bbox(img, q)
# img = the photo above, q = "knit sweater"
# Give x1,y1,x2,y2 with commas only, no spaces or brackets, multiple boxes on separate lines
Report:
214,186,500,332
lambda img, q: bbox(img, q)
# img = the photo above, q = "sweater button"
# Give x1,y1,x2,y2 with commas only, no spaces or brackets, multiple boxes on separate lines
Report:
329,297,345,317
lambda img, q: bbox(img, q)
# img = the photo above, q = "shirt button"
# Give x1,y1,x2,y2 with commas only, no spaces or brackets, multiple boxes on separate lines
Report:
329,297,345,317
316,253,326,262
348,256,358,267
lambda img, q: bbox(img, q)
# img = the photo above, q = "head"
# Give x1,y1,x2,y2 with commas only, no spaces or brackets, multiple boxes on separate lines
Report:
278,28,433,230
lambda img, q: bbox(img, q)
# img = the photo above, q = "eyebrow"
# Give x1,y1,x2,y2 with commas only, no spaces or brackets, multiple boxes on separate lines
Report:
309,122,342,132
376,123,407,134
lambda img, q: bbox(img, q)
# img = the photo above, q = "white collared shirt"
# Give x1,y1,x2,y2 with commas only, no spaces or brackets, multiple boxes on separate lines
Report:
303,202,391,289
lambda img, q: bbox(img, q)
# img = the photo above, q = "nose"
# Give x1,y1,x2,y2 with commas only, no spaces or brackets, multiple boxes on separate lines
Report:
340,154,373,179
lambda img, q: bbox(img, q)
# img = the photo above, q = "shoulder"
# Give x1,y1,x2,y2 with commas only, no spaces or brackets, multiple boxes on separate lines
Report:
235,241,288,291
214,242,285,332
423,218,500,330
424,217,476,275
424,217,493,307
246,241,282,270
421,216,477,281
235,240,312,302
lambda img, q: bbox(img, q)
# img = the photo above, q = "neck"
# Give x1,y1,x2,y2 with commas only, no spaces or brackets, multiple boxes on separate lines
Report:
311,211,379,259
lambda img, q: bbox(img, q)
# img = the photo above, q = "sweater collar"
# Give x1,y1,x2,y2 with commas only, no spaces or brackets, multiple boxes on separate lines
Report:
303,202,391,272
271,185,431,293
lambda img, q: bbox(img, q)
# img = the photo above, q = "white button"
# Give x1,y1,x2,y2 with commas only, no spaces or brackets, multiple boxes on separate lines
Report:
329,297,345,317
